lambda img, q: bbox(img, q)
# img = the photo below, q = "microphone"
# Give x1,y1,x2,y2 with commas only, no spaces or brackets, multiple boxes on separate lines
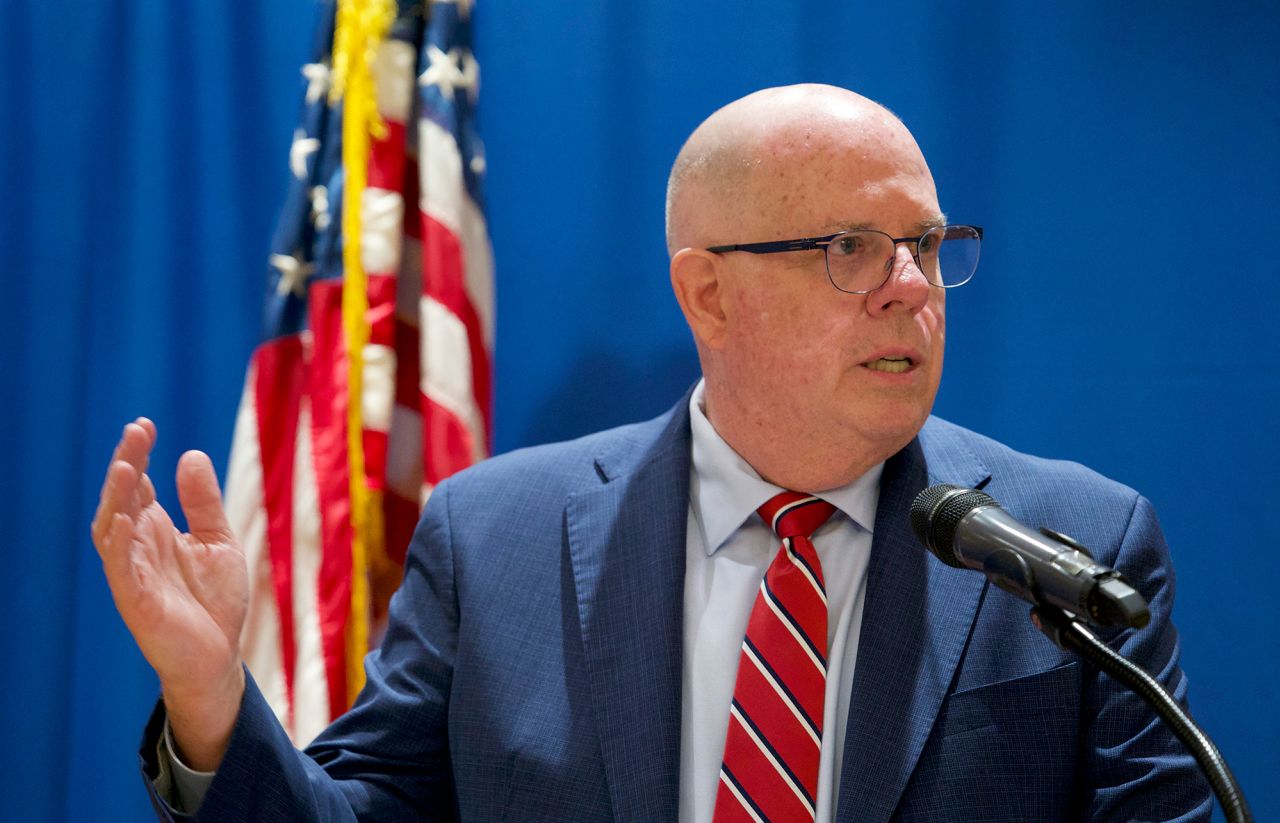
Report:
909,484,1150,629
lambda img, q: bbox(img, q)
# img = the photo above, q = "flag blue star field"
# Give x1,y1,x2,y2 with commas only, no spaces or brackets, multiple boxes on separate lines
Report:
224,0,493,745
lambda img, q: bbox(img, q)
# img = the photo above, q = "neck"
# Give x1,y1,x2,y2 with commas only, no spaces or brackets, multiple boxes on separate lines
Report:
701,381,903,493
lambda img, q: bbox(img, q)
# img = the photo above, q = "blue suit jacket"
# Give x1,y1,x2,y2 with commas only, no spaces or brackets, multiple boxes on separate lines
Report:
142,393,1213,821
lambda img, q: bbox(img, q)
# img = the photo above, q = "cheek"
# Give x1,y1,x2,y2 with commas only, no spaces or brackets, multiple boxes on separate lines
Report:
727,277,854,375
928,293,946,332
911,292,945,342
921,303,946,381
729,286,794,349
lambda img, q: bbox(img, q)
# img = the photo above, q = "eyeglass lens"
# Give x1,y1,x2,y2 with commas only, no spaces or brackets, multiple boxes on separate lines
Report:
825,226,980,293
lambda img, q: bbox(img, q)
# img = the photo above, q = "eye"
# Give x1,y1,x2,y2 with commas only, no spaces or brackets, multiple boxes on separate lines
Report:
830,233,866,257
917,231,939,255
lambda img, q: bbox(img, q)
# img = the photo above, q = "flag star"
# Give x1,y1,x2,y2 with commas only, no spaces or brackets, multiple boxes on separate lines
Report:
469,143,486,176
270,251,315,298
290,129,321,180
419,45,465,100
301,61,332,105
310,185,331,232
459,50,480,103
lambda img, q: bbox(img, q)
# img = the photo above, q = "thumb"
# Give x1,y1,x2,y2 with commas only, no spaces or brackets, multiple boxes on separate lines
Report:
176,451,235,543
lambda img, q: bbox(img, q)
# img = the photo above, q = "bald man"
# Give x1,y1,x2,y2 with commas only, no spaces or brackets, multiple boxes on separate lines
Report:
99,85,1211,821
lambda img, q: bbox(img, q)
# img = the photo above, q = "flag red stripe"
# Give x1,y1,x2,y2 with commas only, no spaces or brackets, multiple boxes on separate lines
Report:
366,274,398,346
363,273,398,496
367,119,407,192
422,392,480,485
402,157,422,241
252,338,307,728
363,430,389,492
393,317,421,405
382,489,418,568
306,280,354,718
421,213,493,447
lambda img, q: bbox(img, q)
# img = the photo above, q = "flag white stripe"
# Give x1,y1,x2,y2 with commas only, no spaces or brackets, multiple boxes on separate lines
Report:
372,39,416,122
420,294,487,462
291,396,330,748
418,117,494,346
361,342,396,433
360,186,406,276
385,403,425,501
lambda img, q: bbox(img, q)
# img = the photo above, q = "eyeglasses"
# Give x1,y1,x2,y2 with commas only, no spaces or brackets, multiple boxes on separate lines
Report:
706,224,983,294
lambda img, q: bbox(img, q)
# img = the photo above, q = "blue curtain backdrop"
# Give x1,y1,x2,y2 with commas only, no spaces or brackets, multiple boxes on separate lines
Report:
1,1,1275,820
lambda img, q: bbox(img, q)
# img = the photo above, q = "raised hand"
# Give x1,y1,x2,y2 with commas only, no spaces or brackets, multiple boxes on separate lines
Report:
91,419,247,770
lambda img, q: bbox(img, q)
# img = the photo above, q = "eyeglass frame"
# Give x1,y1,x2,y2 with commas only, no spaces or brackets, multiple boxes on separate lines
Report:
705,224,983,294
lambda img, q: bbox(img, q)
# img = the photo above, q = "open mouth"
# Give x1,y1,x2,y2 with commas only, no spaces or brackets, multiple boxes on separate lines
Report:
864,356,913,374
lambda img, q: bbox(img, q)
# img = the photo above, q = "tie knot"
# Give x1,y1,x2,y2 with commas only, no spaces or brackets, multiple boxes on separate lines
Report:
757,491,836,540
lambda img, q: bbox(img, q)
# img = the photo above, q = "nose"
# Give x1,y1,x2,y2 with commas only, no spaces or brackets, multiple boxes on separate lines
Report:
866,243,931,316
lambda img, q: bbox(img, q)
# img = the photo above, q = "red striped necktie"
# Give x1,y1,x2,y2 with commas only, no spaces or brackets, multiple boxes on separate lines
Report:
713,491,836,823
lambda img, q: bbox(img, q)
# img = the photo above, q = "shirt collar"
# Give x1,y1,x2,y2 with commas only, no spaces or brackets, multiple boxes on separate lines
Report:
688,379,883,557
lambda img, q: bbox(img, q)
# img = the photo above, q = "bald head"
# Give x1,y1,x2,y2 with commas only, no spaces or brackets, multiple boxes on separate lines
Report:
665,84,933,255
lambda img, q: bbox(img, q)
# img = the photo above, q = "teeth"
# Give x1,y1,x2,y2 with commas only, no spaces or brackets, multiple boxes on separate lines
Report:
867,357,911,374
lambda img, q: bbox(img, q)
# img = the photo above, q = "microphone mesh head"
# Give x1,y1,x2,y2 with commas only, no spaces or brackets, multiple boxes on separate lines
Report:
909,484,999,567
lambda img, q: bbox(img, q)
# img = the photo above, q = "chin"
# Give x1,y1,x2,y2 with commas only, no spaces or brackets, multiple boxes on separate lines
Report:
851,403,932,451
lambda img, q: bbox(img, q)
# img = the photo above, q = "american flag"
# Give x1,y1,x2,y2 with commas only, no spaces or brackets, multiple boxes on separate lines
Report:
224,0,492,746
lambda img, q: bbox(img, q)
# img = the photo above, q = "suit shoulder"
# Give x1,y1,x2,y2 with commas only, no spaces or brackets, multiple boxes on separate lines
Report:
922,416,1142,512
921,418,1159,567
438,409,681,500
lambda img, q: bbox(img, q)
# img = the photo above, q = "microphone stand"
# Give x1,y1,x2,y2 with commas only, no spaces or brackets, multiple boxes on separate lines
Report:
1029,604,1253,823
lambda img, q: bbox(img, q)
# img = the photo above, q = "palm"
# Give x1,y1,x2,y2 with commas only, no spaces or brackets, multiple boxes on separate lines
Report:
93,419,247,694
124,496,247,685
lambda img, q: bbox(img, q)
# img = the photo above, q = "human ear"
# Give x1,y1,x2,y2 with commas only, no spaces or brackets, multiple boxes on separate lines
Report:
670,248,730,349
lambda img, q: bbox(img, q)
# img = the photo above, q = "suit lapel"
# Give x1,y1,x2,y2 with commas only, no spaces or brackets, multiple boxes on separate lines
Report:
836,421,992,822
566,403,692,823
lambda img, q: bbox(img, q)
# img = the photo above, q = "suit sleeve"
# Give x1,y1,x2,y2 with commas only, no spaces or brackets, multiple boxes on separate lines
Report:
1079,493,1214,822
138,481,462,822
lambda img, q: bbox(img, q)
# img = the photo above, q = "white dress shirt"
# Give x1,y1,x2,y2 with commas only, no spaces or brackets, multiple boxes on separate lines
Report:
679,380,881,823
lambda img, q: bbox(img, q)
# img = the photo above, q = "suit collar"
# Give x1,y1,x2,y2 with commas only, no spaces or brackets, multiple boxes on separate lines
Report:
566,389,693,822
836,417,993,822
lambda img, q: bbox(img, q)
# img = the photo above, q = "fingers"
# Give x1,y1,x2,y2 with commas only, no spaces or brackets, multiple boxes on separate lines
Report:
93,459,139,550
176,451,235,544
98,511,141,601
115,418,156,477
93,420,156,547
138,471,158,509
134,417,157,442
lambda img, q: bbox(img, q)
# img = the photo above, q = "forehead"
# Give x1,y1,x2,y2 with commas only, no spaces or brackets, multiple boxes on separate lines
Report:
745,115,941,235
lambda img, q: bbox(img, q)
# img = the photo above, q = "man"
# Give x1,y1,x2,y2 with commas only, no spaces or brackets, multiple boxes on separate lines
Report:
94,84,1212,821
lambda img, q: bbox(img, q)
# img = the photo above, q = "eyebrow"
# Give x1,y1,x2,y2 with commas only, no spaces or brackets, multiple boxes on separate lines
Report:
834,215,948,234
